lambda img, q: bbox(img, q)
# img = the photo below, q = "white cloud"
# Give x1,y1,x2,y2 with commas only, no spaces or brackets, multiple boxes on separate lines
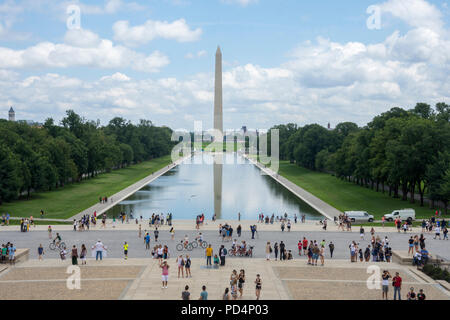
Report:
379,0,444,32
100,72,131,82
0,0,449,130
0,30,170,72
185,50,207,59
221,0,259,7
60,0,145,15
113,19,202,46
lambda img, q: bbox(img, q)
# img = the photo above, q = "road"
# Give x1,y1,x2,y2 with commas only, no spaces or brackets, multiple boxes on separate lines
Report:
2,227,449,261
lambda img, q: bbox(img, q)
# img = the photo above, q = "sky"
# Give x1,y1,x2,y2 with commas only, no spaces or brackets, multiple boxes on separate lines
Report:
0,0,449,131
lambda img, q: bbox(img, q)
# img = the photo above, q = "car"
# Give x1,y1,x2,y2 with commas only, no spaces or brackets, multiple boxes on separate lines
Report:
344,211,374,223
383,209,416,222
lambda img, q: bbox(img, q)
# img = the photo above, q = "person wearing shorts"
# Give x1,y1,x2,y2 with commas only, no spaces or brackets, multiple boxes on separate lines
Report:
382,270,391,300
123,242,129,260
9,244,16,265
160,260,169,288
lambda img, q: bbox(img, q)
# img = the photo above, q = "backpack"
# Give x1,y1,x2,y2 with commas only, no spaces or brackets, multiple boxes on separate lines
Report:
223,248,228,255
180,259,185,266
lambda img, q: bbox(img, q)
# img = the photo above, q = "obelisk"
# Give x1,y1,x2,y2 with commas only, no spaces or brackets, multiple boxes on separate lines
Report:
214,46,223,135
213,46,223,219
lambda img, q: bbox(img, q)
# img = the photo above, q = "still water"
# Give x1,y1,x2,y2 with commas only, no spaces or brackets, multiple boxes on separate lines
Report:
105,153,322,220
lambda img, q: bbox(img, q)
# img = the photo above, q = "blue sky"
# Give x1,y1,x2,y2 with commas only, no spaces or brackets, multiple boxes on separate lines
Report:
0,0,449,130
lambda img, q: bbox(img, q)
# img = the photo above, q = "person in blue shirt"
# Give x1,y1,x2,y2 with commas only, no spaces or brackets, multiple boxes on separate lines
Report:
6,213,10,226
9,244,16,265
199,286,208,300
144,233,151,250
420,248,430,265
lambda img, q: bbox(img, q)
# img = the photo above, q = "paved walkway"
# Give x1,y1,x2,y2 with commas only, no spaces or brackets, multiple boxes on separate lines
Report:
69,155,189,221
244,155,342,220
1,258,448,300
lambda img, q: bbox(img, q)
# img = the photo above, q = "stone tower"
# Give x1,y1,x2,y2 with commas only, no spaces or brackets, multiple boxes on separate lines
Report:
214,46,223,135
8,107,15,122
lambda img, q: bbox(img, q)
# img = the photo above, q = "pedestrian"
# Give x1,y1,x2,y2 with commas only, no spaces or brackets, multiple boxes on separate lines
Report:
237,224,242,237
71,245,78,265
407,287,417,300
220,245,227,266
123,241,129,260
274,242,279,260
434,225,441,239
92,240,106,261
320,245,325,266
238,269,245,298
80,244,87,265
417,289,426,300
182,285,190,300
138,224,142,238
206,244,213,267
381,270,391,300
328,241,334,258
160,260,170,289
170,227,175,240
154,227,159,242
38,244,44,260
393,272,402,300
144,233,151,250
199,285,208,300
223,288,230,300
185,255,192,278
279,241,286,260
265,242,272,261
177,255,185,278
360,226,365,240
255,274,262,300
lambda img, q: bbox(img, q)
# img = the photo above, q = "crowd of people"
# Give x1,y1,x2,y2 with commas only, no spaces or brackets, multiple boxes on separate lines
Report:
0,242,16,265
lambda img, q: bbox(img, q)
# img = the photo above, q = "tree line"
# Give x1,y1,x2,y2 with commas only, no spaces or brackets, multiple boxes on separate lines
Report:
265,103,450,213
0,110,175,205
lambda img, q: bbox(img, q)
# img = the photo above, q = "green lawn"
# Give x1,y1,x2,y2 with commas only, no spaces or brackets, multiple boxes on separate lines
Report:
0,156,172,220
2,220,72,226
278,161,438,220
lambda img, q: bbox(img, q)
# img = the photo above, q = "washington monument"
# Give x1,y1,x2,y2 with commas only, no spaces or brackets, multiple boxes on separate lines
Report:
213,46,223,218
214,46,223,134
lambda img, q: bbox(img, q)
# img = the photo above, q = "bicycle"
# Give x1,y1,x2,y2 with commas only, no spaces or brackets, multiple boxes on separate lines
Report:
176,241,193,251
49,241,66,250
191,240,208,249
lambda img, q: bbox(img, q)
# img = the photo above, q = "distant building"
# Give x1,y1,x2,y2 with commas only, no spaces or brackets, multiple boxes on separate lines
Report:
8,107,15,121
327,122,333,130
241,126,247,134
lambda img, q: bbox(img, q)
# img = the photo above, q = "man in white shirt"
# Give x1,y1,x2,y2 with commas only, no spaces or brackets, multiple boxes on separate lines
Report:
93,240,106,260
434,226,441,239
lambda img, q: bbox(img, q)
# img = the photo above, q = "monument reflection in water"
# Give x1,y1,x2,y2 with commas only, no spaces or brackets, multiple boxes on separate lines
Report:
213,153,222,219
105,153,322,220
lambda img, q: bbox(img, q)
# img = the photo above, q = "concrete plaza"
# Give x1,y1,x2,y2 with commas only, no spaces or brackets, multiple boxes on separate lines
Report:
0,258,448,300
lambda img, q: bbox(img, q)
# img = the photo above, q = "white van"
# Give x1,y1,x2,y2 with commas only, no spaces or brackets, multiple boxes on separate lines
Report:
344,211,374,223
383,209,416,222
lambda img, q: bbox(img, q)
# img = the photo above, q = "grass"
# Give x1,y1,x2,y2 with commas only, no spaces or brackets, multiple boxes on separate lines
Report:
276,161,439,220
0,156,172,220
1,220,71,226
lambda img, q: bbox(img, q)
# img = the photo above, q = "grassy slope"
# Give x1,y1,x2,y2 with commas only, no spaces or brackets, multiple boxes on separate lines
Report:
0,156,172,220
278,161,437,220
